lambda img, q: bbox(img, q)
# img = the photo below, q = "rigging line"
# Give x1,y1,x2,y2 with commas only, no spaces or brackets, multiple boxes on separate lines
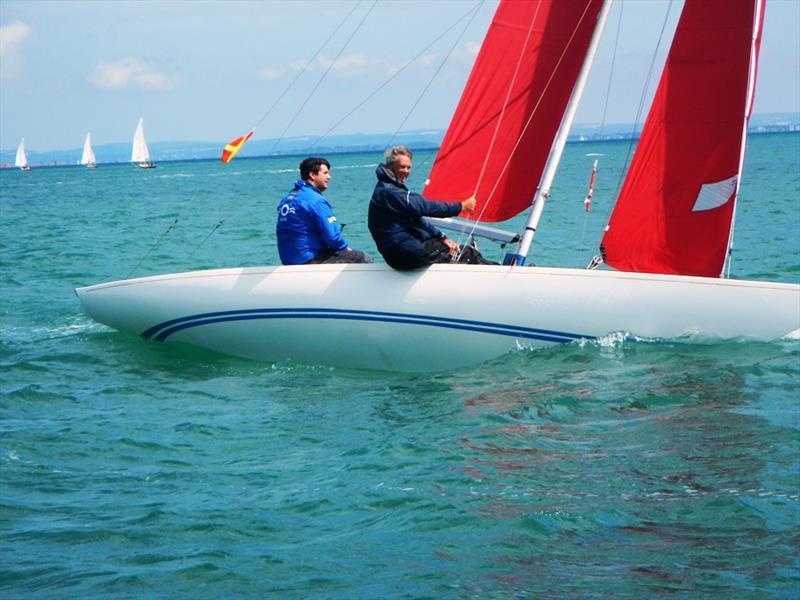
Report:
252,1,364,131
387,2,484,148
598,0,624,137
591,0,675,250
388,1,484,183
186,219,225,261
455,0,596,260
269,0,378,154
126,218,178,279
310,2,483,152
173,5,363,263
577,3,623,265
185,3,372,261
474,0,595,220
472,1,542,198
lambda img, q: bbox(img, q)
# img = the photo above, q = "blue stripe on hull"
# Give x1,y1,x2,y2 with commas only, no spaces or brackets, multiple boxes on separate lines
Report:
141,308,592,345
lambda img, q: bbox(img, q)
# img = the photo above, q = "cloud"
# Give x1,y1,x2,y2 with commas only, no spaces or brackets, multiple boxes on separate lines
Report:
0,21,32,80
264,45,474,83
287,52,394,78
259,67,283,81
90,58,179,91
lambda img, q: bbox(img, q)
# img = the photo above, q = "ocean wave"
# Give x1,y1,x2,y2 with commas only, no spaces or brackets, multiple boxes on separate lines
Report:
2,317,106,344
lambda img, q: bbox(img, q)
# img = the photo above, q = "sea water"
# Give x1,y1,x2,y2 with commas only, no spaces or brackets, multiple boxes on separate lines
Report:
1,133,798,598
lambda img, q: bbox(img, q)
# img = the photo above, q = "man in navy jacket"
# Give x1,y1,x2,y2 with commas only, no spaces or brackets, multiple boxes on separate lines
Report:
368,145,497,270
277,157,372,265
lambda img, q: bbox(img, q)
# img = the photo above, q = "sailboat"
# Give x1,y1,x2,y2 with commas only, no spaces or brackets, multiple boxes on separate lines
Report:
75,0,799,372
80,132,97,168
131,117,155,169
15,138,31,171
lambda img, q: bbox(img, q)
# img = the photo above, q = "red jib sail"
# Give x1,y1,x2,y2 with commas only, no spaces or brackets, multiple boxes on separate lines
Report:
423,0,605,222
601,0,765,277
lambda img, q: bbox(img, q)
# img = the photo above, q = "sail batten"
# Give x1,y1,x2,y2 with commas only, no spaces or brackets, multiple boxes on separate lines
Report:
424,0,606,223
601,0,765,278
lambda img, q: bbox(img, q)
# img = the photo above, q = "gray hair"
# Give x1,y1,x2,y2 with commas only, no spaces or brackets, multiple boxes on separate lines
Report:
383,145,413,166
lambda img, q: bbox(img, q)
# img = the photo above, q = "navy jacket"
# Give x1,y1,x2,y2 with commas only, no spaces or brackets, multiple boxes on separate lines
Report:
276,180,348,265
368,165,462,269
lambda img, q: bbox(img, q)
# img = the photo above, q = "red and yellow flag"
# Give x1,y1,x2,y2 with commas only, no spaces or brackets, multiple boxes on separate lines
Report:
221,130,254,164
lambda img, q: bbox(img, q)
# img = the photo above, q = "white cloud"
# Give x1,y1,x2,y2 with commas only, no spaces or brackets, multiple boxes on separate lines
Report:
0,21,32,80
267,45,471,83
90,58,179,91
288,52,394,78
259,67,283,81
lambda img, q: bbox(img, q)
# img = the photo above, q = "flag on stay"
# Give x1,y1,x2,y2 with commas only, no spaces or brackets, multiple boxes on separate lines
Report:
221,130,254,164
584,159,598,212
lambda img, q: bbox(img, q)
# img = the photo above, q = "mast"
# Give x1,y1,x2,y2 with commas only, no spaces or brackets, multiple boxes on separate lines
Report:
506,0,613,266
724,0,765,278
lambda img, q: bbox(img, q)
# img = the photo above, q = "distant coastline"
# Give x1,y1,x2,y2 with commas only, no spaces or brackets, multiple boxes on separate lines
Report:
2,113,798,169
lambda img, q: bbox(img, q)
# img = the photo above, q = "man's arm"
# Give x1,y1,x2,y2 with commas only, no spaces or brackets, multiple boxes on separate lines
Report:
313,200,349,251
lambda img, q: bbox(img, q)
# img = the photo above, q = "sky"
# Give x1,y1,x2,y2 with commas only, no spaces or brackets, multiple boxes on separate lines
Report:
1,0,799,152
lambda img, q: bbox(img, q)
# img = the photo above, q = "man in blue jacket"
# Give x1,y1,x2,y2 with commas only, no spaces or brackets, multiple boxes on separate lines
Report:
368,145,497,270
277,157,372,265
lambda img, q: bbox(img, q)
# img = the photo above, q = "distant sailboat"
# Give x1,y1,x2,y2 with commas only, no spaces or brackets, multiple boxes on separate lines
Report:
15,138,31,171
131,117,155,169
80,132,97,168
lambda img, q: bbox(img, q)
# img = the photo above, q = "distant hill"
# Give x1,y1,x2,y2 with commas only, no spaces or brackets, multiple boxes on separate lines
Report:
0,130,444,168
2,113,798,168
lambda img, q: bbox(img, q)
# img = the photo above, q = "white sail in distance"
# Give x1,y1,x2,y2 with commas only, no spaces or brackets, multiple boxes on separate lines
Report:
15,138,30,170
131,118,151,163
81,133,97,167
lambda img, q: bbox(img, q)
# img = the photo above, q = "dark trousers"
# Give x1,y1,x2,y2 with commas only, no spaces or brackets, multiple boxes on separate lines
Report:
308,248,374,264
422,239,497,265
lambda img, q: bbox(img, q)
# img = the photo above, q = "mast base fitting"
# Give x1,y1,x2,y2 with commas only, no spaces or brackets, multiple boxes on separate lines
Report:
503,253,526,266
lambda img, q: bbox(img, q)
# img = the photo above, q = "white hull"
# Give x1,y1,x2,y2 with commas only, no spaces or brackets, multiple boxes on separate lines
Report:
75,264,800,371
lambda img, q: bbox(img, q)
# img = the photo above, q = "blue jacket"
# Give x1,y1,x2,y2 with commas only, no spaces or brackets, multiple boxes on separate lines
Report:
368,165,462,269
276,180,349,265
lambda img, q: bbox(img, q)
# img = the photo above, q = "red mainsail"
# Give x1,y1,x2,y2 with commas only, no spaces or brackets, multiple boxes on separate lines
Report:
601,0,765,277
423,0,605,222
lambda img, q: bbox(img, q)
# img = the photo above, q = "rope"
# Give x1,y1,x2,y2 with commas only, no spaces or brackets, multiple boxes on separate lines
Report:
590,0,676,255
251,1,364,132
184,4,483,263
386,2,484,149
186,219,225,261
270,0,378,154
126,218,178,279
471,2,542,199
311,2,483,152
454,0,596,261
598,1,624,138
577,2,625,265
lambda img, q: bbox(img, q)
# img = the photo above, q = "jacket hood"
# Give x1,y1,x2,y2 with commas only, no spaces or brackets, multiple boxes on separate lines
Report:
375,164,407,190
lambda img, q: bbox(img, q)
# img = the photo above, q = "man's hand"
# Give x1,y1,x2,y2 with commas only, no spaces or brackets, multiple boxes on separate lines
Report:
442,237,459,255
461,196,477,212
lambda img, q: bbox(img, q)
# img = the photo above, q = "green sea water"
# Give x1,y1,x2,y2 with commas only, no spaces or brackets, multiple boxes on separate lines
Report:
1,133,799,598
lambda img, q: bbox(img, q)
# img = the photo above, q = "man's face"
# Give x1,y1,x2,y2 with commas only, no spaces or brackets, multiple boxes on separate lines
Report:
389,155,412,184
308,164,331,192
